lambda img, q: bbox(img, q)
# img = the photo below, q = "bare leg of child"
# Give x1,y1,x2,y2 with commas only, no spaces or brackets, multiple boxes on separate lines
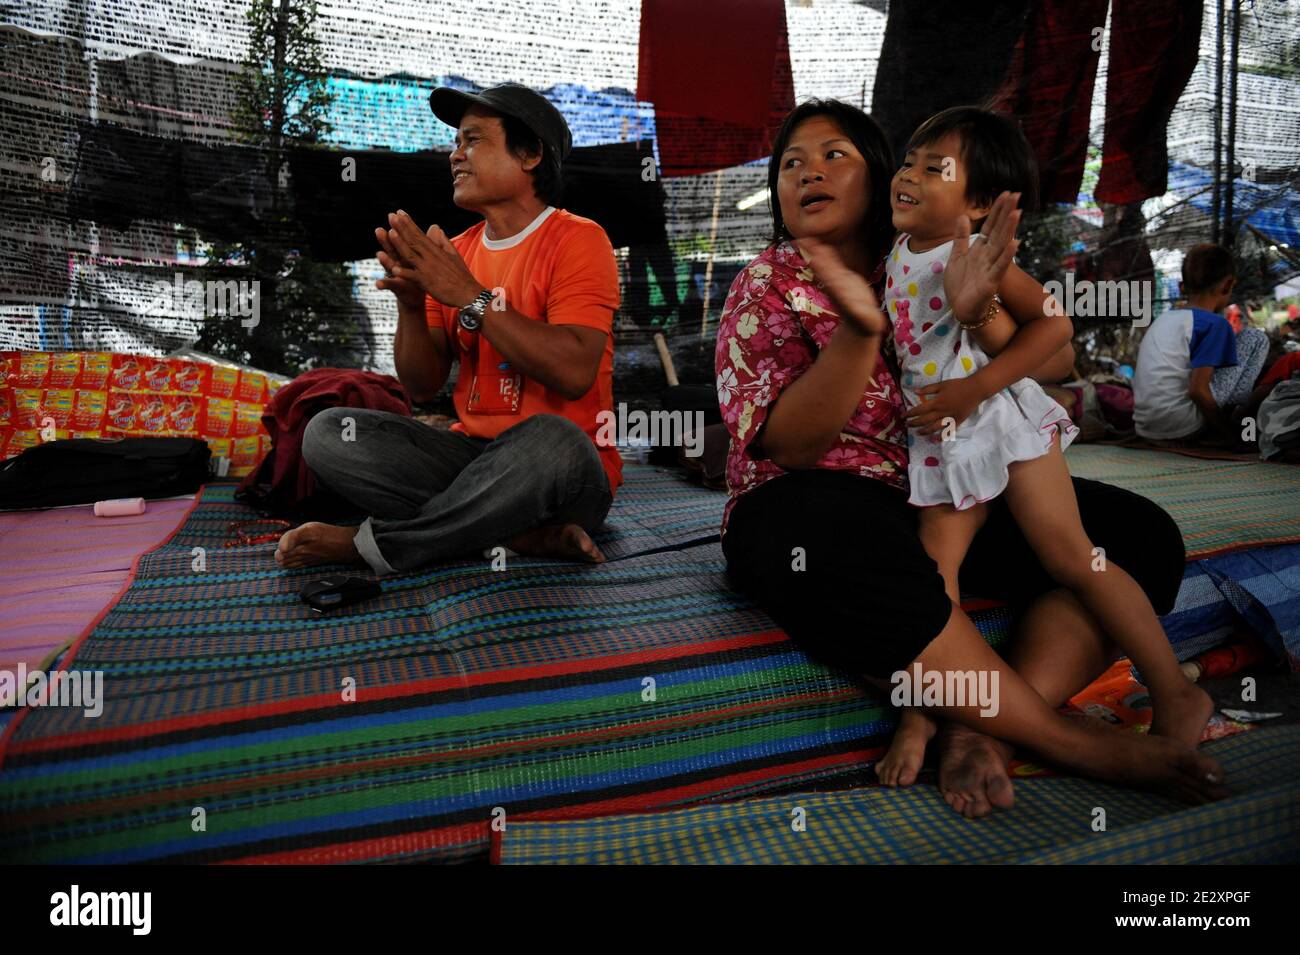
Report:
876,502,987,788
919,502,989,604
1001,432,1214,747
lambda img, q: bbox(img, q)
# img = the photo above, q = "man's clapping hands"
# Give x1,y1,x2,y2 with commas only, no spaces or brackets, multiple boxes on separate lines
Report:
374,210,483,309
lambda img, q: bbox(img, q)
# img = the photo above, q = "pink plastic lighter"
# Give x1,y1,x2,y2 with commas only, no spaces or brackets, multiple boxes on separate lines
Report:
93,498,147,517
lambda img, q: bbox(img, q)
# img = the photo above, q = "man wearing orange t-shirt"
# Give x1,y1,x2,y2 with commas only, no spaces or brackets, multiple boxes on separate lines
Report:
280,84,621,575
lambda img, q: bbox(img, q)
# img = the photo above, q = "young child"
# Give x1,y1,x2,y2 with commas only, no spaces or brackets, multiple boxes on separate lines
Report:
873,106,1214,788
1133,243,1270,444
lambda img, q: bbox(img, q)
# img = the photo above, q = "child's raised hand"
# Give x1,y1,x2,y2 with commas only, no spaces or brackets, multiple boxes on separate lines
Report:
795,236,888,338
945,191,1021,325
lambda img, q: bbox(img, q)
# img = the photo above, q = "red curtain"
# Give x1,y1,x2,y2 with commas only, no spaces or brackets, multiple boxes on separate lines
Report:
637,0,795,177
993,0,1203,206
1095,0,1203,204
989,0,1109,205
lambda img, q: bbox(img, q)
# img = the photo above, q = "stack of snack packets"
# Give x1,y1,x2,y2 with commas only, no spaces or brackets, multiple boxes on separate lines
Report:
1,351,282,478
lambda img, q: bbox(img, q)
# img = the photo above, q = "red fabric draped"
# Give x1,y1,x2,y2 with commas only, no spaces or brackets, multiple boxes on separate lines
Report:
1095,0,1204,204
993,0,1203,206
990,0,1109,205
637,0,794,177
239,368,411,519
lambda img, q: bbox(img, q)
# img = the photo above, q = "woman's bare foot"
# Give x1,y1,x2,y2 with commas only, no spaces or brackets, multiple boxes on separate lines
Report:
1149,681,1215,748
507,523,605,563
1063,718,1228,804
876,709,938,787
937,722,1016,819
275,522,364,569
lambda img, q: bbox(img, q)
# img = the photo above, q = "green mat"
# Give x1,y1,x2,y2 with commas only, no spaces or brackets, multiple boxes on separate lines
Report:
1065,445,1300,559
494,725,1300,864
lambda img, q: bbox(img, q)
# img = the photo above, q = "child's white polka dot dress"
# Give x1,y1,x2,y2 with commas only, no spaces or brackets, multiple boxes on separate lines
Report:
886,233,1079,510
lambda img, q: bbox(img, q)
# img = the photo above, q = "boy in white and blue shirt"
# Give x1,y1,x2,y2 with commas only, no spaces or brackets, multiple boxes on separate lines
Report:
1134,243,1268,441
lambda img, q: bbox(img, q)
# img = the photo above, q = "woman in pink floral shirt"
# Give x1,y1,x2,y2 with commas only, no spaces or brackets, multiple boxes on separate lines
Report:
715,99,1224,817
716,239,909,535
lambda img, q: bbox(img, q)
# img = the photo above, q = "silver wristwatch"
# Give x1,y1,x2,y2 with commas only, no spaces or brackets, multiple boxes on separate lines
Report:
457,288,493,332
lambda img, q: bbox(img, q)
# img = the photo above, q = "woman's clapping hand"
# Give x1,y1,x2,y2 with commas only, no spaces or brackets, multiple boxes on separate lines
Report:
795,236,888,338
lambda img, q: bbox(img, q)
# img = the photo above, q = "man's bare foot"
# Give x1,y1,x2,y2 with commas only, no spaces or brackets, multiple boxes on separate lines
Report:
507,523,605,563
1149,681,1215,748
936,722,1016,819
275,522,364,569
876,709,938,787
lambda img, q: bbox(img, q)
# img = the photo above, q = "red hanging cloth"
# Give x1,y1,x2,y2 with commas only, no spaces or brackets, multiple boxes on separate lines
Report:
637,0,795,177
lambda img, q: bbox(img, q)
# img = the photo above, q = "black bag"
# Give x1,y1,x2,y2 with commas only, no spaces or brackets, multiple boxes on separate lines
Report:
0,437,213,510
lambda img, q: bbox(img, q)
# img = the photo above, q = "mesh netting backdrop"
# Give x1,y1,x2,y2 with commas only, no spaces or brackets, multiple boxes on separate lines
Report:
1,0,1298,407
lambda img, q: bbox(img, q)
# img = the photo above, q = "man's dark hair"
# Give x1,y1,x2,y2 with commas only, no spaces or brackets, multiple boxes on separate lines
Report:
905,105,1039,218
499,111,564,207
767,98,896,269
1182,243,1236,296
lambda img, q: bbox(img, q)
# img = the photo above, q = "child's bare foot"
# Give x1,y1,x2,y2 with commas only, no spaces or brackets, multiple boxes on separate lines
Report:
937,722,1015,819
507,523,605,563
876,709,938,787
1149,681,1216,748
275,522,364,569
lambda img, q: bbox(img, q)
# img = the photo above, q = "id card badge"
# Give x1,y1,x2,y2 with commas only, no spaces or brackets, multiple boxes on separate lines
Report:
467,361,524,415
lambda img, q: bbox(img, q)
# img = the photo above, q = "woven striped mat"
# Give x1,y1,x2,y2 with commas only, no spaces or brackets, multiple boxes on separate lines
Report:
4,452,1290,864
596,448,1300,563
494,725,1300,864
1064,445,1300,559
0,478,1014,864
593,464,723,559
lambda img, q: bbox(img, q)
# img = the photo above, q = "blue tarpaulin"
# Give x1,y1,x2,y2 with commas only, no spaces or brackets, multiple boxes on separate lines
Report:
1168,160,1300,250
320,76,656,153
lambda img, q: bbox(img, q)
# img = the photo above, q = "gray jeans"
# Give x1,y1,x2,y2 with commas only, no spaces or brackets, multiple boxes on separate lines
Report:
301,409,613,575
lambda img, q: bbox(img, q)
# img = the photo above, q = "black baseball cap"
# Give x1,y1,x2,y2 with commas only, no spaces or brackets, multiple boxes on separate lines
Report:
429,83,573,162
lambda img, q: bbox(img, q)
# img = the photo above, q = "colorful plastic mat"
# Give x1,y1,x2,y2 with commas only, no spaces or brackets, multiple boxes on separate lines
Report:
591,463,725,559
493,725,1300,864
0,476,1011,863
551,447,1300,563
3,451,1294,864
1064,445,1300,559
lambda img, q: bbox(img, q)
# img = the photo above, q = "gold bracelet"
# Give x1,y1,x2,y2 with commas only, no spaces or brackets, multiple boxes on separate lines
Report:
957,294,1001,331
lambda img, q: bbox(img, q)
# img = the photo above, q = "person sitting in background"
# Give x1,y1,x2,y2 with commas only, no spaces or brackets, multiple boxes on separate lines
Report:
1133,243,1269,444
1237,348,1300,426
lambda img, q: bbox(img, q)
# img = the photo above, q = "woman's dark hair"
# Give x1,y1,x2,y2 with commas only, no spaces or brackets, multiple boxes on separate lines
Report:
500,112,564,207
905,105,1039,217
767,99,896,267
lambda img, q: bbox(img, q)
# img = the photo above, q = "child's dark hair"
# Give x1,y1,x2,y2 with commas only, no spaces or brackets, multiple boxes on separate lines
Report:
905,105,1039,218
1181,243,1236,296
